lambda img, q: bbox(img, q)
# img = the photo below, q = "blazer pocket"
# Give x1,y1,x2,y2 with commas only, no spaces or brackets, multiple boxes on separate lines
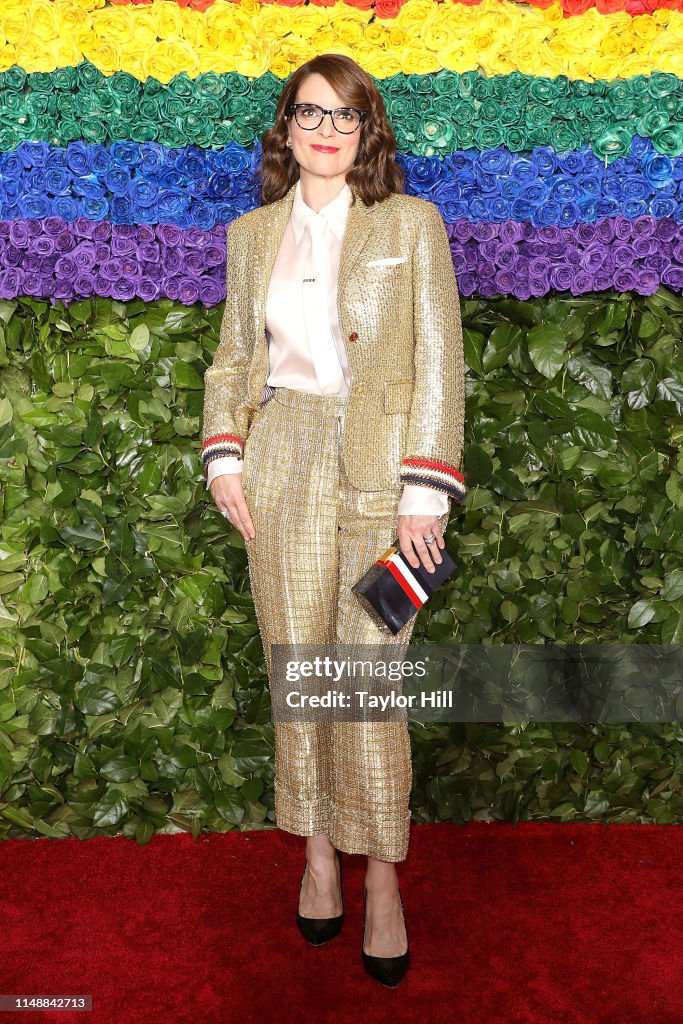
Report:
384,378,413,414
365,256,409,268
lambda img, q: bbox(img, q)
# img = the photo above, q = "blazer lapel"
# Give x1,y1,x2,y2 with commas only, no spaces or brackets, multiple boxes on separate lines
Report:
247,181,375,402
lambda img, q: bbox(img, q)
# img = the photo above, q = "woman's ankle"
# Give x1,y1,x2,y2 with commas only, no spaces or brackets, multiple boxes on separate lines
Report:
306,834,337,868
365,857,399,893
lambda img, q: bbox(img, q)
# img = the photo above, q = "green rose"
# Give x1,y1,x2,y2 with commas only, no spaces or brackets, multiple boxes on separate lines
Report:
195,71,227,102
593,127,633,162
420,114,455,149
432,70,459,98
650,126,683,157
647,72,679,100
0,66,27,91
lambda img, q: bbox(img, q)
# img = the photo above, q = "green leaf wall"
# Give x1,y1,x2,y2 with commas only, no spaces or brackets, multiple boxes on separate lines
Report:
1,287,682,841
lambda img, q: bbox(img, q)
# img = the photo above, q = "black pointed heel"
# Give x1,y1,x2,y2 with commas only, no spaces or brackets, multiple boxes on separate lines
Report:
361,885,410,988
296,850,344,945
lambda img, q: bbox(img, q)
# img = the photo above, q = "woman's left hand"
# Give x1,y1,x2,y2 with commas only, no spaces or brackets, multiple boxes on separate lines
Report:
397,515,445,574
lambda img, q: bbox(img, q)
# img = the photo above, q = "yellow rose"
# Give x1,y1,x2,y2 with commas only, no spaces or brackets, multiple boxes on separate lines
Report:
257,7,292,40
650,35,683,75
211,25,247,67
660,51,683,76
57,5,93,34
619,52,657,76
395,0,438,37
275,39,316,76
652,9,672,27
204,0,255,30
387,27,407,50
594,56,626,79
123,40,154,72
631,17,657,44
79,37,121,77
335,17,365,47
401,44,440,76
97,10,146,45
152,5,184,42
435,43,470,75
543,3,566,28
530,37,569,79
138,46,186,85
421,20,457,55
26,4,61,46
365,24,386,46
364,48,403,79
235,43,271,81
162,39,200,76
600,33,628,60
288,8,327,43
195,23,218,53
1,13,31,45
323,8,367,44
513,40,545,70
315,28,339,51
471,31,497,53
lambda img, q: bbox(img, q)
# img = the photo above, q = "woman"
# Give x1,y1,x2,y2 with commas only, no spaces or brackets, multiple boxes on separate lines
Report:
201,54,465,988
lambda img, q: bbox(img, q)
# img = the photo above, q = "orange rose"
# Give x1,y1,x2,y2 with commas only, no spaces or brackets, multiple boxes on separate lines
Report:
562,0,596,14
595,0,631,10
373,0,405,16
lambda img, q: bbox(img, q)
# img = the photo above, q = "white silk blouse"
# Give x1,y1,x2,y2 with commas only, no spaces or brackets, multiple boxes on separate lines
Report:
206,178,449,518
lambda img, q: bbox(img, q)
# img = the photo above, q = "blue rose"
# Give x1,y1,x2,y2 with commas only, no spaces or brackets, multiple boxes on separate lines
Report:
643,152,674,189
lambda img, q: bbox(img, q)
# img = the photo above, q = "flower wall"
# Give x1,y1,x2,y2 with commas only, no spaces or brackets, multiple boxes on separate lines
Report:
1,0,683,301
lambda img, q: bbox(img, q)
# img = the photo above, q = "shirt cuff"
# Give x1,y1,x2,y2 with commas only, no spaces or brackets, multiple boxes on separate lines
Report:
398,483,450,516
206,455,243,490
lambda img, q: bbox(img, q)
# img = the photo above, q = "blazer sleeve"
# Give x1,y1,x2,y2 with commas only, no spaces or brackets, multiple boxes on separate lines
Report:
398,201,466,503
200,217,253,482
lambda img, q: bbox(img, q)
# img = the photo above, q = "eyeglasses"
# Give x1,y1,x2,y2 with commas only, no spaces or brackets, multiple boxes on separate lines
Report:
287,103,366,135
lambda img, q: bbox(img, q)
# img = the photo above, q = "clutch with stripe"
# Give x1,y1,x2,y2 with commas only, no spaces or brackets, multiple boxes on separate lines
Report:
351,538,456,636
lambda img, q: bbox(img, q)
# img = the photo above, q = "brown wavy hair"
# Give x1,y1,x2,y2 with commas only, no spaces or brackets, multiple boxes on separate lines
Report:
256,54,405,208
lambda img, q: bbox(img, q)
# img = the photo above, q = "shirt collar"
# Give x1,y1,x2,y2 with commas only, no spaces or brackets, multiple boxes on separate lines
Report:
290,178,353,245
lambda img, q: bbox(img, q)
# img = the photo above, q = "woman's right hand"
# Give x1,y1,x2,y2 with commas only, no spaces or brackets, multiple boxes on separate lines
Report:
209,474,256,542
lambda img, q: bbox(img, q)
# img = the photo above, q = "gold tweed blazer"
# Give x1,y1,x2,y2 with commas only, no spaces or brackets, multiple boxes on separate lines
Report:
201,181,466,501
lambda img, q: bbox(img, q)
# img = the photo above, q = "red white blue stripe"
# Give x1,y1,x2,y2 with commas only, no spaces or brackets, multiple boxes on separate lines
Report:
399,456,465,502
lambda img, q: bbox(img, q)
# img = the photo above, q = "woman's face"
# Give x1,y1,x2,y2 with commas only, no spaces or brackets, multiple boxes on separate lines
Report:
286,72,362,184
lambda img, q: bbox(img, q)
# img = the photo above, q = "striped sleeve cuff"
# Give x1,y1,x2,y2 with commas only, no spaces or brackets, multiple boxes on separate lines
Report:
201,433,245,473
399,456,465,502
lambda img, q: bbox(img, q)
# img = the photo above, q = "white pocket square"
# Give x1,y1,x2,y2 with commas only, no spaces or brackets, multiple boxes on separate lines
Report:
365,256,408,267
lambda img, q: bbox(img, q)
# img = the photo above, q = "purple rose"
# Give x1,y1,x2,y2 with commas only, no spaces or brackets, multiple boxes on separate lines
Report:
498,220,525,244
451,219,475,243
571,271,595,295
662,265,683,289
654,218,678,242
549,265,574,291
580,246,607,273
457,271,477,296
635,268,660,295
613,268,638,290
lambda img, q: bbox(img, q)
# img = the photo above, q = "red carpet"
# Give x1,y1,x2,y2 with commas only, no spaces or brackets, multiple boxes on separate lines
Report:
1,822,680,1024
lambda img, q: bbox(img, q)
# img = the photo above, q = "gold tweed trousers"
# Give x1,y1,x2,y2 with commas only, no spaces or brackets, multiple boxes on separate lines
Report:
240,386,450,862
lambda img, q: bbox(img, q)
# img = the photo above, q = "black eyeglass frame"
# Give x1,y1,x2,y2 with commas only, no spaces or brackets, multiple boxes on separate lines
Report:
286,103,367,134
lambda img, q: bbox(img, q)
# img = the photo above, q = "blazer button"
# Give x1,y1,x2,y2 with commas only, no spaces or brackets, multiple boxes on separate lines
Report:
348,331,358,342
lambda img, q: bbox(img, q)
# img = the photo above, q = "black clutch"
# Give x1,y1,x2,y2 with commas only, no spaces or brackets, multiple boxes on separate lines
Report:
351,538,456,635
